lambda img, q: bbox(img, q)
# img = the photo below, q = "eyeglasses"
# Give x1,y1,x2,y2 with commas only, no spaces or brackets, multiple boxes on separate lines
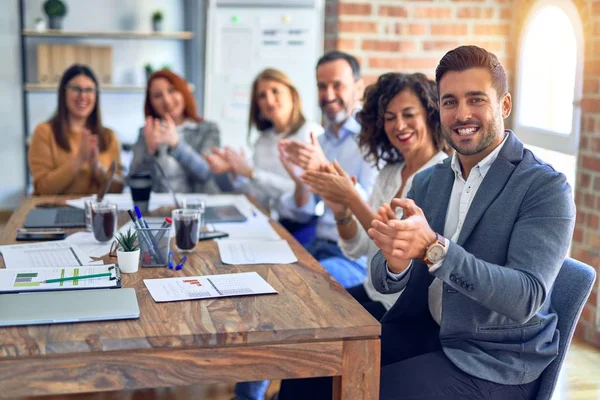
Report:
67,85,97,95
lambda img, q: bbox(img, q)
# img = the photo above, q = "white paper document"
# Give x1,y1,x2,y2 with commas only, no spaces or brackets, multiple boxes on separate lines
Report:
0,242,95,269
217,239,297,265
143,272,277,302
0,264,119,293
64,222,148,258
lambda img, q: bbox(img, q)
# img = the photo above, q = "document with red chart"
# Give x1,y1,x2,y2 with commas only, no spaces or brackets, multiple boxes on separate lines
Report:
143,272,277,302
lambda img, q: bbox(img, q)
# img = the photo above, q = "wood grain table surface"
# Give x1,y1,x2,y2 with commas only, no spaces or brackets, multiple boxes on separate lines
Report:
0,196,381,399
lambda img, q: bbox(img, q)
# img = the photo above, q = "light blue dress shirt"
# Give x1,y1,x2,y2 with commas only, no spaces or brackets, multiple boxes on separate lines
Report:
281,114,379,242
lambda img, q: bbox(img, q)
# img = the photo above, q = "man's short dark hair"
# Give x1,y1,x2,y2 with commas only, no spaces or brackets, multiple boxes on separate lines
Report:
316,51,361,81
435,45,508,98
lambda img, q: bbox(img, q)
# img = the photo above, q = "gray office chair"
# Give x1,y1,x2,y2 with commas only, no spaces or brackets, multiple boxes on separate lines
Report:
536,257,596,400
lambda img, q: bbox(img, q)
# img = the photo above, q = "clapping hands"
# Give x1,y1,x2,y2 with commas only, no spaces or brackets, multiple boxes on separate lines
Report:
143,114,180,154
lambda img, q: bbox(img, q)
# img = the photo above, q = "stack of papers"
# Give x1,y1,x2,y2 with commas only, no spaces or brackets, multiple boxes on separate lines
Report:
0,242,99,269
217,239,297,265
144,272,277,302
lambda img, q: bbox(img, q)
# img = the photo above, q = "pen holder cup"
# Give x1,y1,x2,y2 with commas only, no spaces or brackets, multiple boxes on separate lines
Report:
136,227,171,267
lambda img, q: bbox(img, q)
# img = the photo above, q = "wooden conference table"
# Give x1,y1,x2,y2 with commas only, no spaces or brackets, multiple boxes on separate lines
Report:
0,196,381,399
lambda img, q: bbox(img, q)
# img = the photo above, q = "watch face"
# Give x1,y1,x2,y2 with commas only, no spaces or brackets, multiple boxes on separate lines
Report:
428,244,445,263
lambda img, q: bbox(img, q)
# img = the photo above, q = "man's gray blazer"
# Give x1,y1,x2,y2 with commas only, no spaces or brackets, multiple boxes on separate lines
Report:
371,131,575,385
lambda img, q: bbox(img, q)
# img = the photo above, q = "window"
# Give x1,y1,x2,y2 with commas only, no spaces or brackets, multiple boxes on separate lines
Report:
514,0,584,156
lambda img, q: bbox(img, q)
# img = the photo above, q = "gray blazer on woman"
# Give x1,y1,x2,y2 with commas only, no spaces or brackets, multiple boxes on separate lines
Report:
371,131,575,385
129,120,221,193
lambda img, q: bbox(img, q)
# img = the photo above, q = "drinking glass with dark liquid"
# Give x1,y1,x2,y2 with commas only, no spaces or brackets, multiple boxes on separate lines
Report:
91,202,118,243
172,209,201,253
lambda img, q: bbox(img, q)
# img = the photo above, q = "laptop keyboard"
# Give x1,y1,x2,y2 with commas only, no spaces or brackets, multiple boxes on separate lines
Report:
55,208,85,224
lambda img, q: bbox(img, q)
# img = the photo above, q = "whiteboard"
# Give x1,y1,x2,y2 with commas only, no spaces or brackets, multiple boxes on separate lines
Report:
204,0,324,150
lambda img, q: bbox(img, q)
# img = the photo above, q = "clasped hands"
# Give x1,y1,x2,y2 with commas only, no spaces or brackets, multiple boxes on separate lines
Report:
367,198,437,274
144,114,180,155
204,146,253,178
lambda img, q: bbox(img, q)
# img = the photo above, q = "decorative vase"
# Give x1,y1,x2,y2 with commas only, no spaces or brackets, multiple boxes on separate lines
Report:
35,19,46,31
48,16,63,30
117,249,140,273
152,20,162,32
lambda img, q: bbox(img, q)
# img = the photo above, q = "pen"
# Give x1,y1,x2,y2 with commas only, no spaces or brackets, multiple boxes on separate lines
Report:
168,250,174,269
154,217,173,243
44,272,112,284
132,207,165,265
175,255,188,270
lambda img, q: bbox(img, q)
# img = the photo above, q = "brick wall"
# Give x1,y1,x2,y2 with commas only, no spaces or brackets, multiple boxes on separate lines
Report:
324,0,514,86
326,0,600,349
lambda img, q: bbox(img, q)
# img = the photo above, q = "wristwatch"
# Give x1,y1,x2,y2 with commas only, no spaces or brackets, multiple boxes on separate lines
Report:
422,232,447,266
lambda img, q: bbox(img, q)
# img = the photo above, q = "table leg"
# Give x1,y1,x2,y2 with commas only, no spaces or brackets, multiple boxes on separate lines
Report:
332,338,380,400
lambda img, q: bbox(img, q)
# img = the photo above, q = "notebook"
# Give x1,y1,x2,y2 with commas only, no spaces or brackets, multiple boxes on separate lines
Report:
0,288,139,327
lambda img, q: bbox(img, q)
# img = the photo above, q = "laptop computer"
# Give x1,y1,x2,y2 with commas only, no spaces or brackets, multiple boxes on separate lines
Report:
23,161,118,229
0,288,140,327
153,160,247,224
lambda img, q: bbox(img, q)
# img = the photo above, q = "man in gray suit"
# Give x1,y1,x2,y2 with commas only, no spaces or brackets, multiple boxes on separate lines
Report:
368,45,575,399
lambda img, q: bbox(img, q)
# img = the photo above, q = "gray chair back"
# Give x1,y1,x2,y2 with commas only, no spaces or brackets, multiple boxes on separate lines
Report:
536,257,596,400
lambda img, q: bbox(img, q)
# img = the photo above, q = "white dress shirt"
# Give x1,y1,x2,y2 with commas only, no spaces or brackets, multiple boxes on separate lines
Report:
339,151,448,310
232,121,323,218
388,134,509,325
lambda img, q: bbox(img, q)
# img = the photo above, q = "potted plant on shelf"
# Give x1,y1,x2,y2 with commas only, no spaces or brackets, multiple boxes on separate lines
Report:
43,0,67,30
114,228,140,274
152,11,163,32
34,17,46,31
144,63,153,81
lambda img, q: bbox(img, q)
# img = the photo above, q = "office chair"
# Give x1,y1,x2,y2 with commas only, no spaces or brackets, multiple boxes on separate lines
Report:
536,257,596,400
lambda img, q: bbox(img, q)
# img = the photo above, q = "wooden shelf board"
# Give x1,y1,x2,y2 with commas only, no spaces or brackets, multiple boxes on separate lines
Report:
22,29,193,40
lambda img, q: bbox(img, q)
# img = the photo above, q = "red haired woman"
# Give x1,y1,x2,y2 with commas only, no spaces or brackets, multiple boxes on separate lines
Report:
129,70,221,193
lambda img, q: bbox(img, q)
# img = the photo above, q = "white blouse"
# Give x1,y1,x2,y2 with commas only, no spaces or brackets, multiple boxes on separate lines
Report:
234,121,324,218
339,151,449,310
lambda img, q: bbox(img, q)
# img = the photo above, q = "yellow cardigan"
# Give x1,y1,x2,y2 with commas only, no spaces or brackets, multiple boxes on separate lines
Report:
28,122,124,195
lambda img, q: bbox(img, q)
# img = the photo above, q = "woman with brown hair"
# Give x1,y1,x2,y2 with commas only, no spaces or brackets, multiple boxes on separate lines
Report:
129,69,221,193
28,64,124,195
206,68,323,215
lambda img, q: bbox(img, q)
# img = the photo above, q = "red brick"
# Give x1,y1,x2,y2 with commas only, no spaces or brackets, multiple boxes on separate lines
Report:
368,57,439,71
573,227,584,243
585,60,600,76
588,214,599,230
589,289,598,311
362,40,415,52
338,3,372,16
430,24,468,36
362,75,379,87
581,304,594,324
579,172,591,188
585,230,600,248
379,5,408,18
423,41,460,52
395,23,427,35
585,193,596,209
584,79,600,95
584,329,600,349
593,1,600,16
499,8,512,19
414,7,452,19
457,7,494,19
325,38,357,51
591,138,600,153
338,21,378,34
474,24,510,36
581,98,600,113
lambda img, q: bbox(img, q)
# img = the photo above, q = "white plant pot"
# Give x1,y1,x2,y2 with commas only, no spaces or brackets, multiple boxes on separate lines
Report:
117,249,140,273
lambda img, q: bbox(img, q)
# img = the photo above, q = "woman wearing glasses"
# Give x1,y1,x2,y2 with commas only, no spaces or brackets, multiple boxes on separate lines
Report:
28,64,124,195
129,69,222,193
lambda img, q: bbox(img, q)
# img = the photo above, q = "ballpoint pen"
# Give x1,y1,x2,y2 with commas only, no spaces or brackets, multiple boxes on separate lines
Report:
168,250,174,269
175,255,188,271
154,217,173,242
43,272,113,284
132,207,165,264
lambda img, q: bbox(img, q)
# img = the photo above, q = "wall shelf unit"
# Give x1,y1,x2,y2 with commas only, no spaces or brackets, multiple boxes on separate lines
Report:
22,29,193,40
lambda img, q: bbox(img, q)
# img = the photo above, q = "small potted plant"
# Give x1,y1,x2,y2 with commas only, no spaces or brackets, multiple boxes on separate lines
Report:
114,228,140,273
152,10,163,32
43,0,67,30
34,17,46,31
144,63,153,81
